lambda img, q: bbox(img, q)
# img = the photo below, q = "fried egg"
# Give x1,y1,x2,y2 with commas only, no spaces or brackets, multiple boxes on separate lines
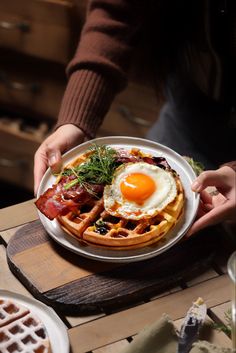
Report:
104,162,177,220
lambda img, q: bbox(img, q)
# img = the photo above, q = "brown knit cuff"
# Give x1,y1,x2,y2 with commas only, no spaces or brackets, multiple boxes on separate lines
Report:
55,70,116,138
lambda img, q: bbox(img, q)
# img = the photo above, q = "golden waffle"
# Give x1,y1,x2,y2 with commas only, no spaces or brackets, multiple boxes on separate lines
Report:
58,177,184,250
0,299,29,327
0,298,51,353
57,198,105,239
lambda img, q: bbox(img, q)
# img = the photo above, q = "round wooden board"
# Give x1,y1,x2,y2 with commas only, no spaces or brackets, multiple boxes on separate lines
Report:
7,220,221,314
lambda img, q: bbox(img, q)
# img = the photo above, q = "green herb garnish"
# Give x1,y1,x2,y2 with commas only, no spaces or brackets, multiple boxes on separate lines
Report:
95,220,107,227
184,156,205,176
62,144,118,191
64,178,79,190
211,309,232,337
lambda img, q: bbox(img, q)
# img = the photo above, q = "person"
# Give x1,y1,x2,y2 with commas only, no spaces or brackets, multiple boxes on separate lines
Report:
34,0,236,235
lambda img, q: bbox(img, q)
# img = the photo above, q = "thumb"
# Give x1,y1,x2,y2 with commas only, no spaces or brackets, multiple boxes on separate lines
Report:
47,149,62,175
191,170,225,192
34,148,62,196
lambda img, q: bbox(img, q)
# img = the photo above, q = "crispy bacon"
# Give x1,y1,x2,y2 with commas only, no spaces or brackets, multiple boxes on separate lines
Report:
35,175,104,220
143,156,172,170
35,186,75,220
116,149,141,164
115,149,171,169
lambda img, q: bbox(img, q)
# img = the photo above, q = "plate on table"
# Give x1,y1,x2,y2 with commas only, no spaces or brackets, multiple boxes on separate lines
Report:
0,290,69,353
37,136,199,263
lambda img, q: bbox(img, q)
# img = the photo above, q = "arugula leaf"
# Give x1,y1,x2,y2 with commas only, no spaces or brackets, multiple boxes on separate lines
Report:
183,156,205,176
212,309,232,337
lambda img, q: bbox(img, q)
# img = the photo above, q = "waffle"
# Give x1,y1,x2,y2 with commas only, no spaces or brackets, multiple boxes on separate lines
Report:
0,298,51,353
58,177,184,250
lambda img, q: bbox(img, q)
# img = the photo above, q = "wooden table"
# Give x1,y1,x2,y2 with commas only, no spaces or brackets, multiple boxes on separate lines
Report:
0,199,234,353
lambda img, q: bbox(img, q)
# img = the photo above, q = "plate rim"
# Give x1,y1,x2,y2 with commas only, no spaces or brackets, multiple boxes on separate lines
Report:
37,136,200,263
0,289,69,353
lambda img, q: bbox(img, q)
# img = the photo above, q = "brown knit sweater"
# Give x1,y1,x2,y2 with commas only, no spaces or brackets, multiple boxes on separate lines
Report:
56,0,236,138
56,0,146,138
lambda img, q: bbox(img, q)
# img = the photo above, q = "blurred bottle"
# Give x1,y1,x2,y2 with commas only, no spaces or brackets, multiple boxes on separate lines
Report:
227,251,236,351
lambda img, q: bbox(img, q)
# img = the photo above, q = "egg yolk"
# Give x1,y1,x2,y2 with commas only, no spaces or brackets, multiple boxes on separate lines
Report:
120,173,156,204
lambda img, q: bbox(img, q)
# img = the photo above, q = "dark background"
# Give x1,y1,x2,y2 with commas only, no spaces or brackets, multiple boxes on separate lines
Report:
0,179,33,209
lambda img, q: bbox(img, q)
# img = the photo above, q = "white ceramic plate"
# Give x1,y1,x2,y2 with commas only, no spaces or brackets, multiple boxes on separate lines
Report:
0,290,69,353
37,136,199,263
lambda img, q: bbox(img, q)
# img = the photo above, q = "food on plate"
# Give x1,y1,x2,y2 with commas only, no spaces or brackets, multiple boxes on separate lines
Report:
35,144,184,249
104,162,177,220
0,298,51,353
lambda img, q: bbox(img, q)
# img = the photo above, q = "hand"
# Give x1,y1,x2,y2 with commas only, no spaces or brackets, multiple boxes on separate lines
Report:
34,124,85,196
187,166,236,237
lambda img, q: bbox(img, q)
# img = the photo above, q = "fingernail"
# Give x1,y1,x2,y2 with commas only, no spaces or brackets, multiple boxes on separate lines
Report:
48,153,57,166
192,181,201,192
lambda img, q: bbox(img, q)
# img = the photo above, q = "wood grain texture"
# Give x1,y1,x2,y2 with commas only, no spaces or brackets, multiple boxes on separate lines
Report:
0,245,33,298
68,275,231,353
7,220,228,314
92,339,130,353
210,302,231,324
0,200,37,231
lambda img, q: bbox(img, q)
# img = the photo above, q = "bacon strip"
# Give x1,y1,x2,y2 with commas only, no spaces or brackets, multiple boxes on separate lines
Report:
35,175,103,220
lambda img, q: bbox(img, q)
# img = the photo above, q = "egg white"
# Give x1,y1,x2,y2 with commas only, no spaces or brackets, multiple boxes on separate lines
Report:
104,162,177,220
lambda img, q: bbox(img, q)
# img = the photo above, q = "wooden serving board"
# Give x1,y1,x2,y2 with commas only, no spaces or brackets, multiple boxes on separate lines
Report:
7,220,223,315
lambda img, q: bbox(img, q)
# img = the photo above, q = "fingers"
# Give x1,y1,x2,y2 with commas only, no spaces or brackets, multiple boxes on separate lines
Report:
211,192,227,207
199,190,212,204
187,202,233,237
192,166,235,192
188,166,236,237
192,169,224,192
195,191,214,219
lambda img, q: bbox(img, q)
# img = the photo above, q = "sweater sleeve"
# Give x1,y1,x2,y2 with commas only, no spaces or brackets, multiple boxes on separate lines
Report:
55,0,145,138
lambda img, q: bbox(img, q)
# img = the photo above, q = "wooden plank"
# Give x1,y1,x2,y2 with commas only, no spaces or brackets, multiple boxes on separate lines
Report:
200,317,232,348
68,275,231,353
65,312,105,328
186,269,219,286
92,340,129,353
11,242,118,292
0,245,32,298
0,199,37,231
0,225,24,244
0,244,77,336
7,220,220,315
80,314,233,353
6,220,121,293
150,286,182,300
210,302,232,324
